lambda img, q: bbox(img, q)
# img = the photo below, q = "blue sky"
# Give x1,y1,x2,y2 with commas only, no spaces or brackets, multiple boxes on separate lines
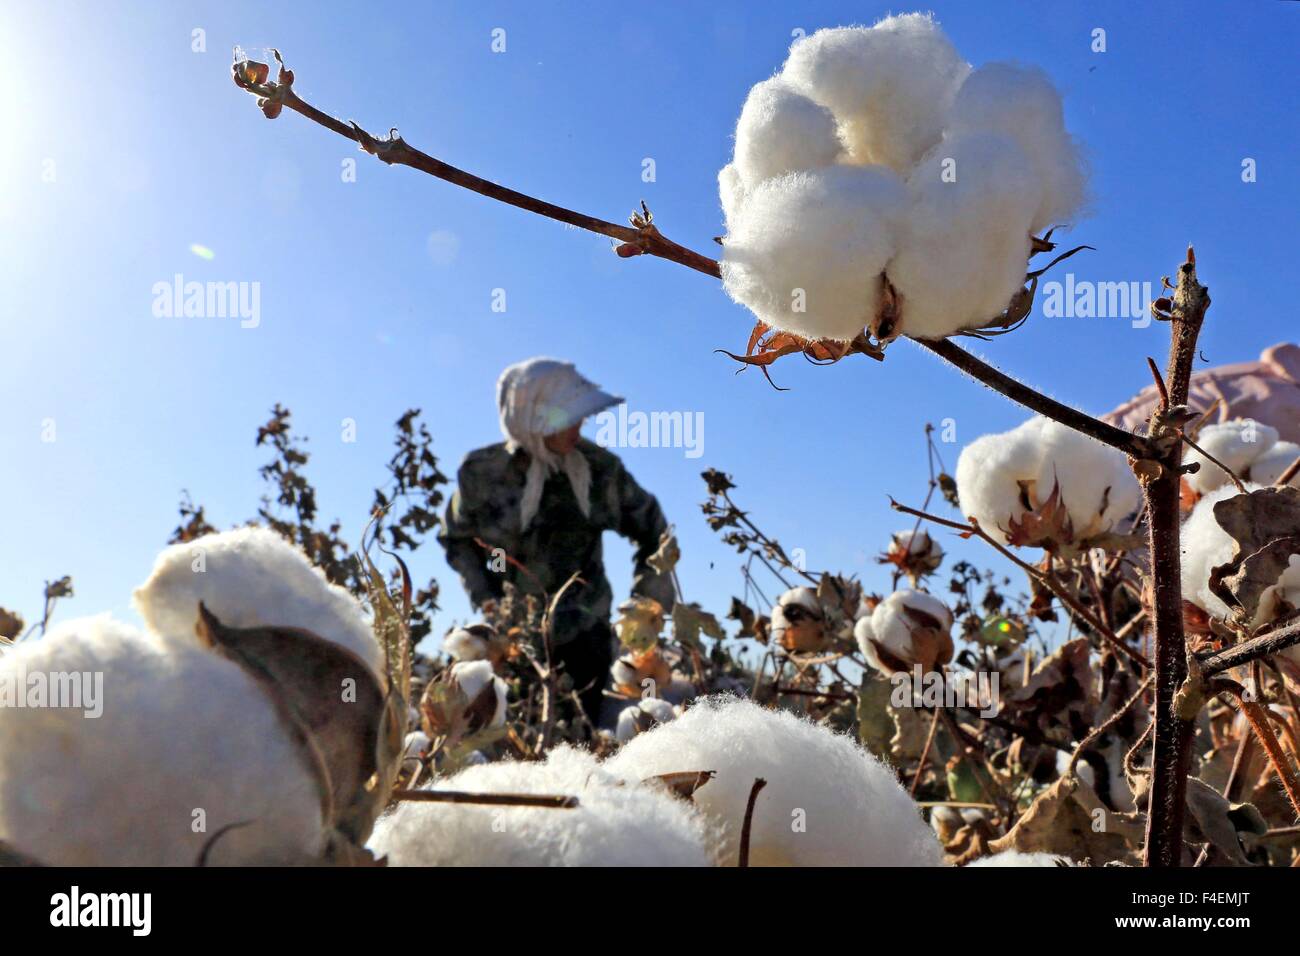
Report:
2,1,1297,650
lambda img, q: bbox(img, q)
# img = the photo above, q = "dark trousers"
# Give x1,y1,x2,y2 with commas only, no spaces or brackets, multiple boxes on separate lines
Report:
552,621,614,727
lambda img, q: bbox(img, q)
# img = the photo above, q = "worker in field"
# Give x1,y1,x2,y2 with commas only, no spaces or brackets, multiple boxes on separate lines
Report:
438,357,676,721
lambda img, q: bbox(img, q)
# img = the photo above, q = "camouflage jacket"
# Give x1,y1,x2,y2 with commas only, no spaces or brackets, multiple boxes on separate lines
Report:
438,439,675,643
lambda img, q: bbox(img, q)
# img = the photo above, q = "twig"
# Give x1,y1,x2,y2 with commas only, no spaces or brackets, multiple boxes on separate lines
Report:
1208,680,1300,821
738,777,767,867
911,707,942,796
1178,430,1246,493
394,789,579,809
1199,617,1300,678
1067,675,1154,775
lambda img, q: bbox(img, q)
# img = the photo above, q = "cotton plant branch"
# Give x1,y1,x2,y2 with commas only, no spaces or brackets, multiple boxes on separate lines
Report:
890,499,1150,670
1207,678,1300,822
1198,616,1300,678
1139,248,1210,868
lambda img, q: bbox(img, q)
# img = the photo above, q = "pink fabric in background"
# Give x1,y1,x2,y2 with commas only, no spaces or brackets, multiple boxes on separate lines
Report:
1103,343,1300,442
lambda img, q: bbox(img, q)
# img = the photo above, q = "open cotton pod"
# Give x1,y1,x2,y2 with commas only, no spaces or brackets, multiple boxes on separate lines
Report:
856,589,954,677
956,416,1139,551
368,746,713,866
611,646,674,698
422,660,508,738
880,528,945,583
442,622,508,665
614,697,678,743
770,586,829,653
0,615,352,865
1183,419,1280,496
606,696,944,866
966,850,1076,867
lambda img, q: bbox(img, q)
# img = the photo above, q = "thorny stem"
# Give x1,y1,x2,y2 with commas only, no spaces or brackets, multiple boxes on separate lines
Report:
1141,247,1209,868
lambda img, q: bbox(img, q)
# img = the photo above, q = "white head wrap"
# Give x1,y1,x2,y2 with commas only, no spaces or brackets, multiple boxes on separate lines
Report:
496,358,622,531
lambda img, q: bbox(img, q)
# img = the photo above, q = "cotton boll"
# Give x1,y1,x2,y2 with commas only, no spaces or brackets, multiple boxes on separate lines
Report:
443,626,489,662
1031,418,1141,539
862,589,955,676
967,850,1075,867
403,730,432,765
1184,420,1279,495
368,746,713,866
770,586,828,653
781,15,970,173
721,164,909,342
0,615,326,865
955,417,1047,540
614,697,678,743
449,660,508,728
607,696,944,866
133,526,381,679
888,131,1039,339
732,78,843,189
1247,440,1300,487
948,62,1086,230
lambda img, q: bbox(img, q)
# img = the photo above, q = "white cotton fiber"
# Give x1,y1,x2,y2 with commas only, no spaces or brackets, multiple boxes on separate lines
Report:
947,62,1086,231
0,615,326,865
368,746,713,866
1031,416,1142,539
443,624,491,662
888,131,1039,339
614,697,678,743
718,162,746,229
721,165,909,341
732,78,843,189
956,416,1139,546
1184,419,1279,495
956,416,1047,538
606,696,944,866
1250,440,1300,487
782,15,970,173
133,526,382,679
967,850,1075,867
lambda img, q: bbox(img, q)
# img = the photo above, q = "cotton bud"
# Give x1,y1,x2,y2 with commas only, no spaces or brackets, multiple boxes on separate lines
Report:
611,647,673,697
956,416,1140,551
770,586,828,653
856,589,954,676
879,528,945,583
1183,419,1280,495
422,660,507,736
615,697,678,743
442,622,507,664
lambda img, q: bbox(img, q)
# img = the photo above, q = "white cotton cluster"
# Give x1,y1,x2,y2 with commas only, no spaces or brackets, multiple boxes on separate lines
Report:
449,660,508,727
889,528,944,564
1183,419,1293,495
955,416,1140,547
0,615,327,865
855,589,954,676
719,14,1085,343
966,850,1076,867
1180,482,1300,626
368,746,714,866
607,696,944,866
0,528,384,866
615,697,678,743
133,525,382,678
443,625,490,662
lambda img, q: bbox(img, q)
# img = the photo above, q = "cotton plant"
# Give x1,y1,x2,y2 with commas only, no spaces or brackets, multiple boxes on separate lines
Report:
718,14,1086,346
955,415,1141,552
1183,418,1298,496
442,622,509,665
614,697,678,743
0,528,398,866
